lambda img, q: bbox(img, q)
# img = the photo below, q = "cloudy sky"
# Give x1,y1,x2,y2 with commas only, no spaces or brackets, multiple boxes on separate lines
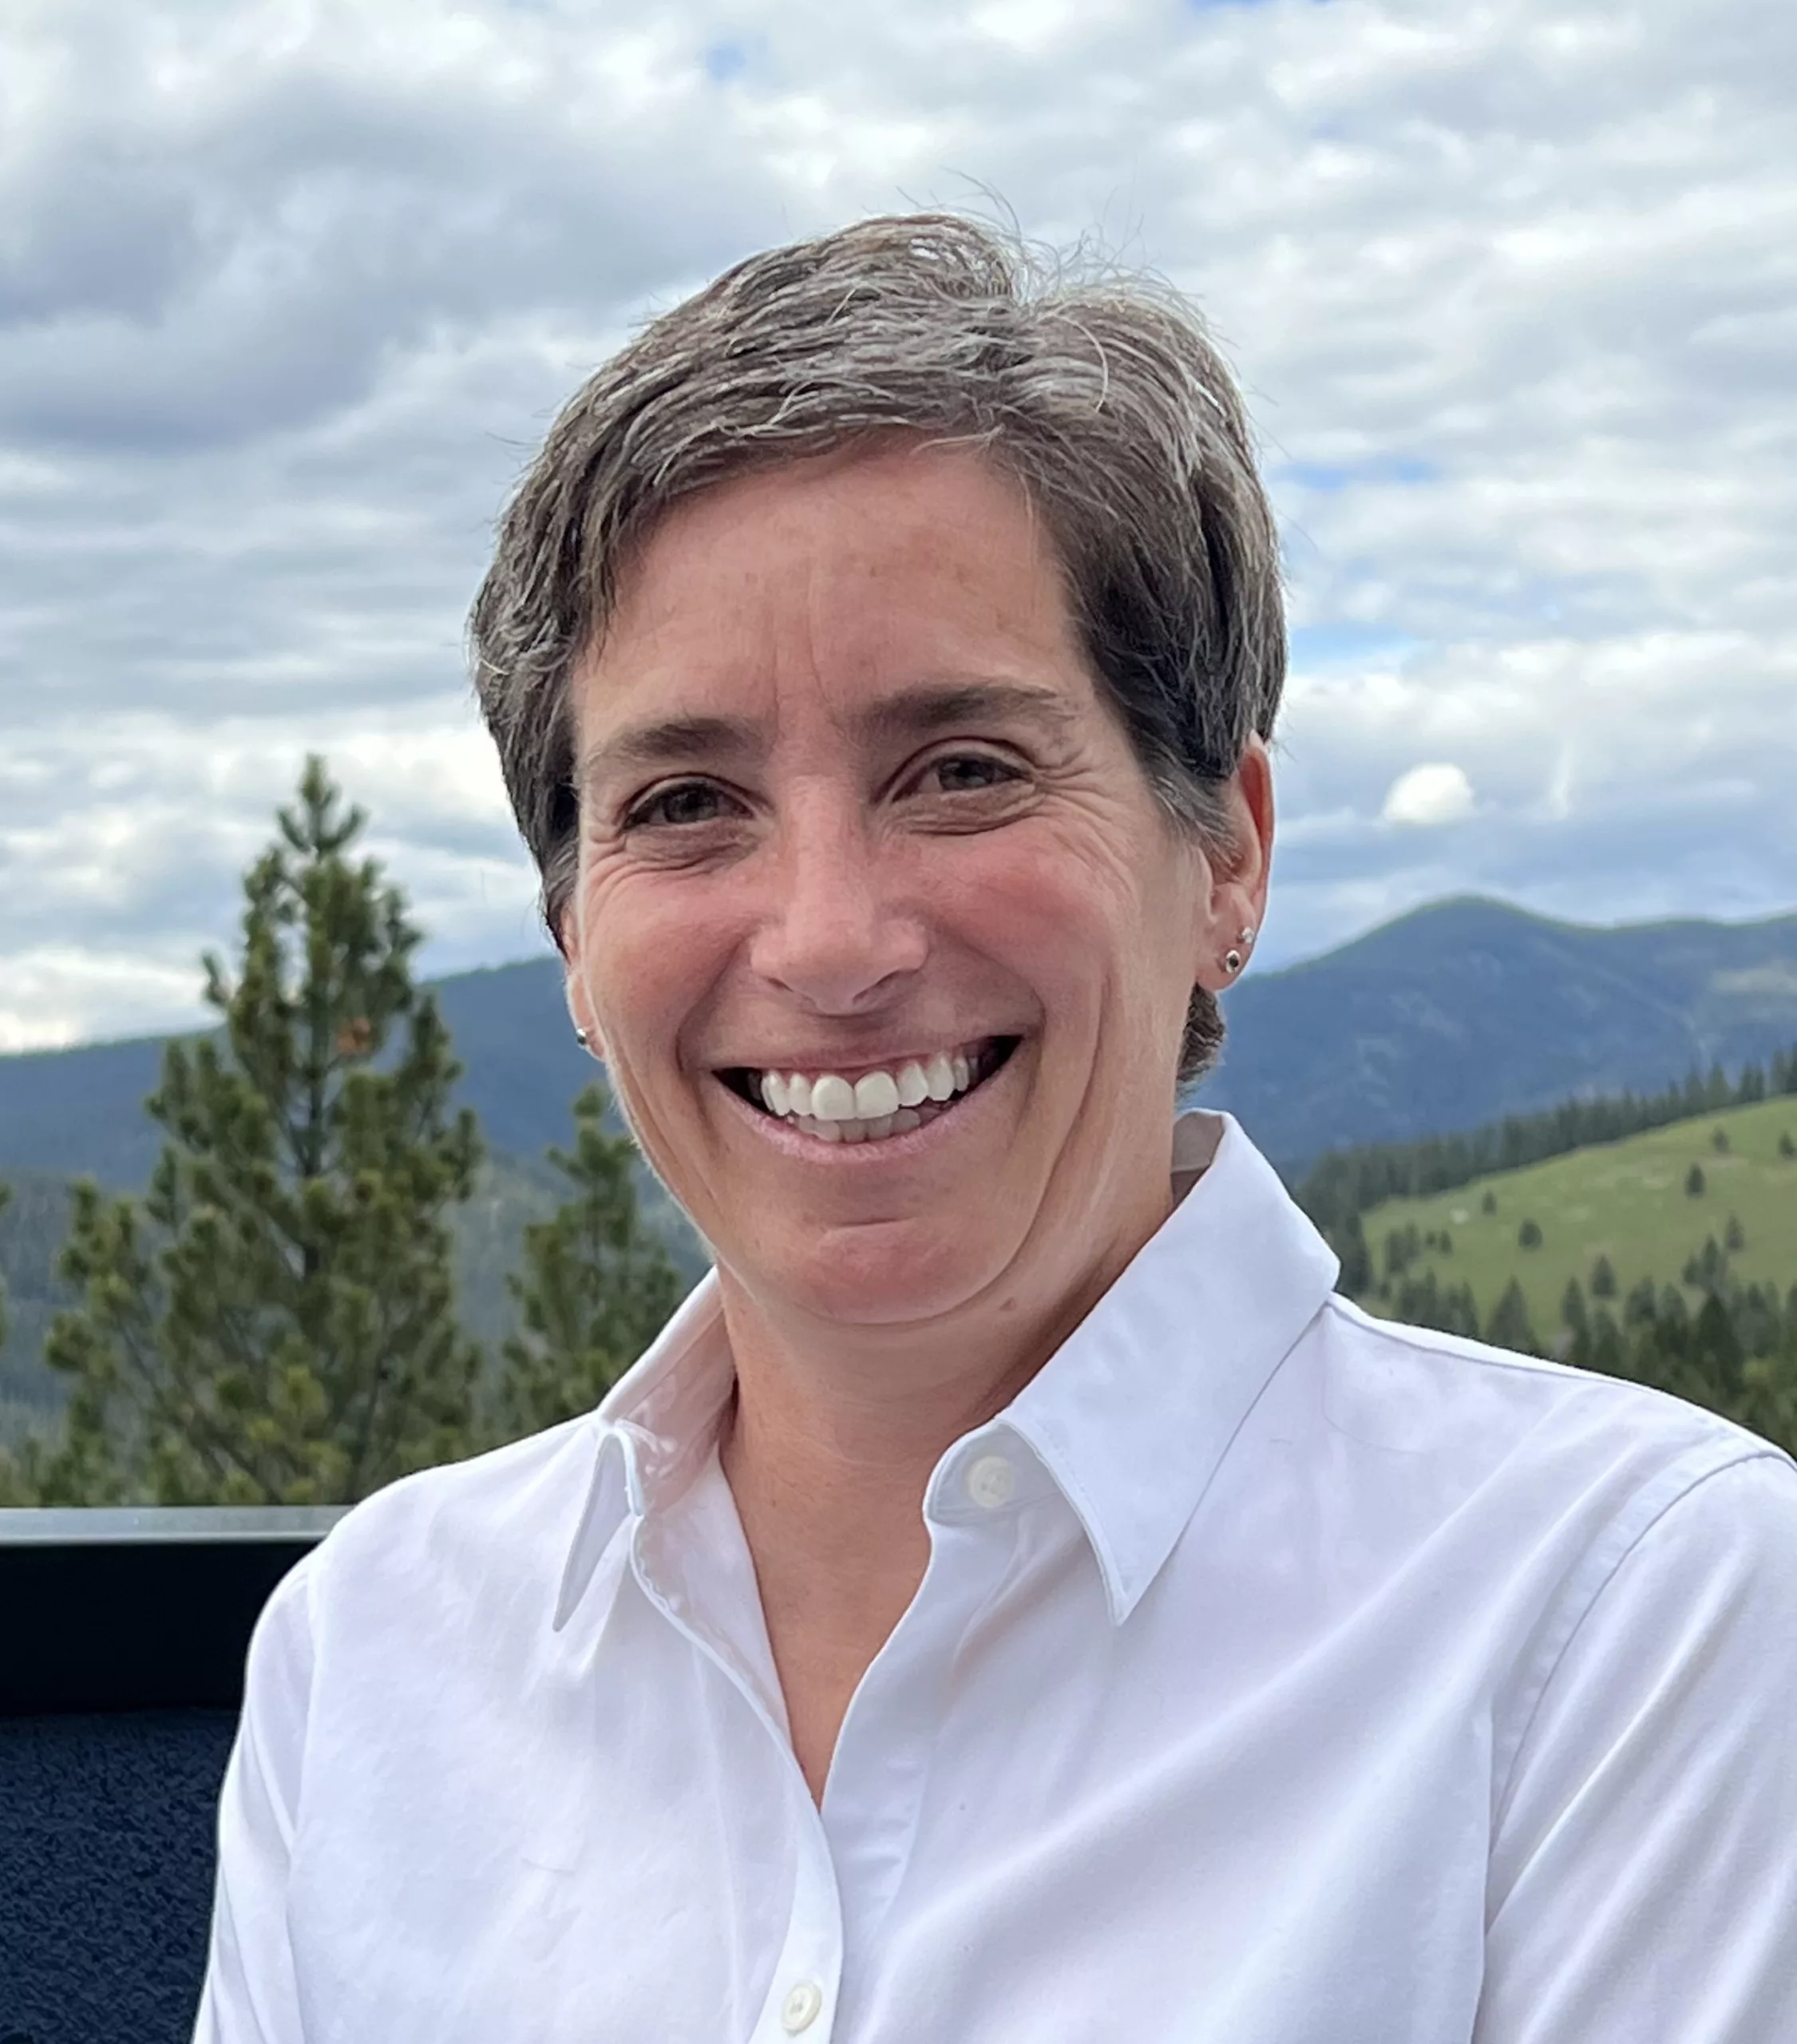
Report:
2,0,1792,1049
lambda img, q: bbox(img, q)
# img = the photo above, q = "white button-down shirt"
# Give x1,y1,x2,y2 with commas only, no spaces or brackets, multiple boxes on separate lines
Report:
196,1113,1797,2042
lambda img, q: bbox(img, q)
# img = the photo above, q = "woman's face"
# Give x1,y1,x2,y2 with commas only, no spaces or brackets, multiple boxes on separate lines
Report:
563,442,1269,1335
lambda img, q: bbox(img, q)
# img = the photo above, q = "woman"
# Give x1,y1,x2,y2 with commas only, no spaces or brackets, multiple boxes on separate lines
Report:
196,216,1796,2042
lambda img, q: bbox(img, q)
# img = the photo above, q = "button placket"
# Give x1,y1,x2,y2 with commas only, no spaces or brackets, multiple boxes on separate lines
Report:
631,1539,844,2044
821,1480,1029,1974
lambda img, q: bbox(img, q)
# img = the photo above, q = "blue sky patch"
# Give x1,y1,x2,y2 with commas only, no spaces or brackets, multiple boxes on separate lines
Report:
703,41,750,83
1279,456,1439,493
1288,624,1423,670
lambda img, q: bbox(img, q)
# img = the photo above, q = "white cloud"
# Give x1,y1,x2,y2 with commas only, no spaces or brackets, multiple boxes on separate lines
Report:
1382,762,1475,827
0,0,1793,1040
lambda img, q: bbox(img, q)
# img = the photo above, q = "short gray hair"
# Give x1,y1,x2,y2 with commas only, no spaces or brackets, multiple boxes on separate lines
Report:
469,212,1284,1083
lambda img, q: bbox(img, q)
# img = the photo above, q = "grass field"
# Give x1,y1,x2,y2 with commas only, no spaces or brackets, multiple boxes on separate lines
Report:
1359,1095,1797,1340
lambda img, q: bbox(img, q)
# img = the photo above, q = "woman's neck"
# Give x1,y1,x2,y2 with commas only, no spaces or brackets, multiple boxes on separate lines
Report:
711,1222,1162,1802
714,1239,1125,1525
713,1285,1040,1802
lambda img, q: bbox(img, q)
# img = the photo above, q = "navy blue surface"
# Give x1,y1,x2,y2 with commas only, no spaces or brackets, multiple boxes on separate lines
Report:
0,1709,236,2044
1,1538,314,1715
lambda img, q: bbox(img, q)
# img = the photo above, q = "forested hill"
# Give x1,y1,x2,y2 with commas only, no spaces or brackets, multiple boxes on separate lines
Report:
1204,896,1797,1164
2,893,1796,1186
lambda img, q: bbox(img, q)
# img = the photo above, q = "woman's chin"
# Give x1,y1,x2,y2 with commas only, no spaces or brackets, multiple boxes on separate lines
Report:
733,1218,1014,1332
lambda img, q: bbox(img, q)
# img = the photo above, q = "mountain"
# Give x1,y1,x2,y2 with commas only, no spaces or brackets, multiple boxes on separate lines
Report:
0,957,591,1188
2,895,1796,1190
1198,896,1797,1164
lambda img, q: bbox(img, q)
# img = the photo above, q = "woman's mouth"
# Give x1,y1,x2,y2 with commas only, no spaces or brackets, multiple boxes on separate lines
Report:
720,1037,1019,1145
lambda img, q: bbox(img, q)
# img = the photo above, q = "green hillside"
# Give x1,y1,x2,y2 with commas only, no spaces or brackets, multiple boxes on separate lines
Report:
1357,1095,1797,1341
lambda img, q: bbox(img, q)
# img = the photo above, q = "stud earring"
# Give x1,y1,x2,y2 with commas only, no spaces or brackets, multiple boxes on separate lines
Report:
1224,925,1256,976
574,1027,590,1048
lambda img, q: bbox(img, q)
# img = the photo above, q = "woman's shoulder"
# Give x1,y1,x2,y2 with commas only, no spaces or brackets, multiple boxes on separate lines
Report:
291,1412,607,1639
1295,1290,1795,1549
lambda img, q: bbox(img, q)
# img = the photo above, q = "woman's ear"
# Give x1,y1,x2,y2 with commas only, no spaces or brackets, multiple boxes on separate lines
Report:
561,960,605,1058
1191,735,1275,992
557,907,606,1059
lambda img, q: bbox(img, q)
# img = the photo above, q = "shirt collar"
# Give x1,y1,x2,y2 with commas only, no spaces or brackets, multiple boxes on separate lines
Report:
552,1276,736,1631
553,1111,1338,1632
968,1111,1339,1622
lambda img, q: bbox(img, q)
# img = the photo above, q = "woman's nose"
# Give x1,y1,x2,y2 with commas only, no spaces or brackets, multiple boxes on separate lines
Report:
746,811,928,1014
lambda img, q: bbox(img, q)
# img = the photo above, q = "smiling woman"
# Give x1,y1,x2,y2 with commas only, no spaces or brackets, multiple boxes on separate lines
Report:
193,216,1797,2044
547,440,1252,1344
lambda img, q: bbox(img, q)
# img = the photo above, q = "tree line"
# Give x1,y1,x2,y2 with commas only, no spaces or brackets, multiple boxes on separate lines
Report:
1297,1073,1797,1459
1295,1051,1797,1243
0,761,685,1508
1368,1241,1797,1459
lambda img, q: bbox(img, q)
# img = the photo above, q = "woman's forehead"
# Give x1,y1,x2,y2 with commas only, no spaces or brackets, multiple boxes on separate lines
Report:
572,447,1094,762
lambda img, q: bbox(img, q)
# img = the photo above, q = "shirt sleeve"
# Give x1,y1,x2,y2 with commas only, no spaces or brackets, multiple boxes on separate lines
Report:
191,1553,319,2044
1474,1451,1797,2044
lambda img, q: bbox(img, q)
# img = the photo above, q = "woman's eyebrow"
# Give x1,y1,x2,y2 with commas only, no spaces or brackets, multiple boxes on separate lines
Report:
577,714,760,792
578,680,1077,791
855,679,1079,743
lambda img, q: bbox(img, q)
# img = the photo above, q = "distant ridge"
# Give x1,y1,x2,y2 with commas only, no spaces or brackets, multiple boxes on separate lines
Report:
2,895,1795,1186
0,954,587,1187
1201,896,1797,1163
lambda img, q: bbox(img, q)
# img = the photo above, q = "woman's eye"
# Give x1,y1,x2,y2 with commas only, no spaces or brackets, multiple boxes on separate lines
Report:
623,781,734,830
922,752,1019,794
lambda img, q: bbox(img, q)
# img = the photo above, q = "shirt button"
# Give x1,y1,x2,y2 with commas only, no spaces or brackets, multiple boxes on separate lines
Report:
964,1452,1016,1509
781,1980,825,2033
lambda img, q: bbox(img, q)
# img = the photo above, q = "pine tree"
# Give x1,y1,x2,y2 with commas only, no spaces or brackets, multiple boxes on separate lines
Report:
1590,1253,1617,1299
1486,1278,1538,1355
1692,1293,1746,1396
1440,1279,1481,1338
1623,1274,1660,1326
493,1083,687,1440
28,759,485,1507
1582,1306,1625,1377
1328,1210,1371,1294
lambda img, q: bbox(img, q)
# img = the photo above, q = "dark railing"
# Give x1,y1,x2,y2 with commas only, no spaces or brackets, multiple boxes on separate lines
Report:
0,1509,342,2044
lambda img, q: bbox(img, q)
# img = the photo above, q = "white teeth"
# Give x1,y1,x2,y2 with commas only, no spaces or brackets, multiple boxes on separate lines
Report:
809,1074,857,1122
790,1103,938,1143
853,1070,901,1119
753,1046,997,1139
